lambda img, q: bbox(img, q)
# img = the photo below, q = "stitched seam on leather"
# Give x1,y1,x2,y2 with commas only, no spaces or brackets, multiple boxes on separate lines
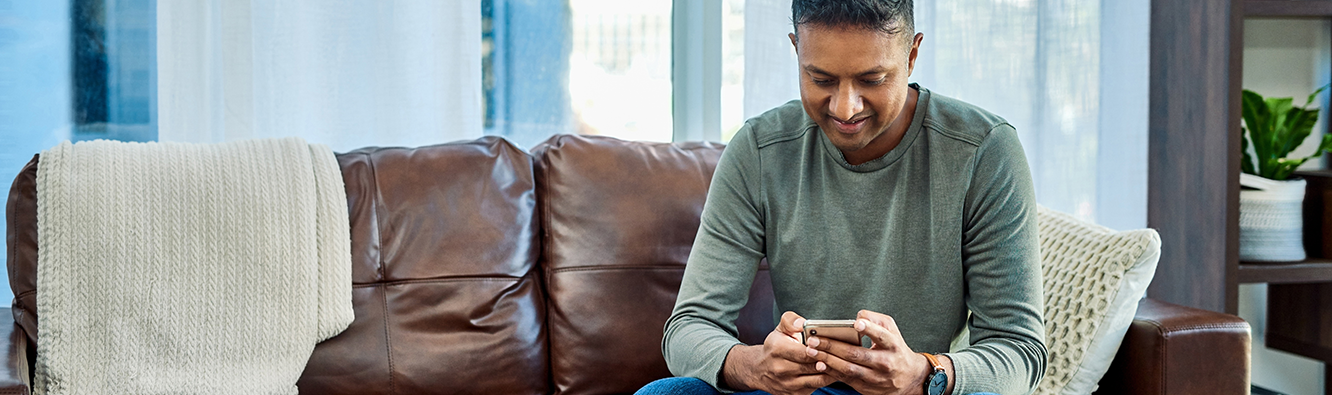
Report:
378,283,395,395
363,152,386,284
363,152,395,395
1143,319,1250,334
352,276,522,288
550,265,684,273
536,140,558,395
550,265,771,273
1158,323,1250,333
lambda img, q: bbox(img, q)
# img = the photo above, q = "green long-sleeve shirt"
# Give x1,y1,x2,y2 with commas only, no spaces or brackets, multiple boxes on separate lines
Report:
662,85,1047,395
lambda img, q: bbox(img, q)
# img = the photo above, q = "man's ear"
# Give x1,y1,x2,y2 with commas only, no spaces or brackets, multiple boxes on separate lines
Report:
789,32,798,53
906,32,924,76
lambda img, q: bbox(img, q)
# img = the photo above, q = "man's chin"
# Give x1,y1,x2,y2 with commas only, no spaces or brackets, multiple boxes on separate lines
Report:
824,135,872,159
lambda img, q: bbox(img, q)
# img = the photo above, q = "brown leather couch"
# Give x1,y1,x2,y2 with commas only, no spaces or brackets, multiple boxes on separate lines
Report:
3,135,1251,394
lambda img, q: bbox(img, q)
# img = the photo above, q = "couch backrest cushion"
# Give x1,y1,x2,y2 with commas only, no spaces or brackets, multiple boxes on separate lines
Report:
532,135,775,395
297,137,548,394
6,156,38,344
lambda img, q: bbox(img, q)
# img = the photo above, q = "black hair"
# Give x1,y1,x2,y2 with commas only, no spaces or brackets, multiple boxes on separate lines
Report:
791,0,914,39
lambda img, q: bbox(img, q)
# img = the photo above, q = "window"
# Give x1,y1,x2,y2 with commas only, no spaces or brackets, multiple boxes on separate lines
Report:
0,0,156,306
483,0,766,148
483,0,676,148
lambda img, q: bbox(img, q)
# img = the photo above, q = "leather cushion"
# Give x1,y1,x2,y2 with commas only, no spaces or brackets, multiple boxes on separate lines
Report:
299,137,547,394
532,135,774,395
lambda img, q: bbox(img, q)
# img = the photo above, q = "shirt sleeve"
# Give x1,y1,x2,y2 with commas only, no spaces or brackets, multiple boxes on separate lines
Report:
946,123,1049,395
661,124,768,392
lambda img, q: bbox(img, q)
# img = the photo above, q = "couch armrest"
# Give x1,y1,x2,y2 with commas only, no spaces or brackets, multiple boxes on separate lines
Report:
0,309,28,395
1093,298,1250,395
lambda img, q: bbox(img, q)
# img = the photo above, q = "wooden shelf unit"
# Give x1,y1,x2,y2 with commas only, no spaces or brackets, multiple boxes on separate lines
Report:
1241,0,1332,17
1238,259,1332,283
1147,0,1332,312
1245,0,1332,18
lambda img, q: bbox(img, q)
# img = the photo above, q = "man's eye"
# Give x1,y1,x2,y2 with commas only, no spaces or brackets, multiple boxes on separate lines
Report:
812,78,833,86
863,78,885,86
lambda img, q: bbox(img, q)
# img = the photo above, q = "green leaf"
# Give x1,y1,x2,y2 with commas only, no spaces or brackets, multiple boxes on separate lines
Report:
1274,157,1306,180
1242,90,1274,175
1263,157,1283,179
1319,133,1332,154
1242,128,1257,175
1279,107,1318,157
1307,83,1330,107
1266,97,1294,163
1241,87,1328,180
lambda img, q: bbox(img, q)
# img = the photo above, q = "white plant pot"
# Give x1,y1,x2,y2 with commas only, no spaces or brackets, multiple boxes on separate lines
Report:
1239,173,1307,262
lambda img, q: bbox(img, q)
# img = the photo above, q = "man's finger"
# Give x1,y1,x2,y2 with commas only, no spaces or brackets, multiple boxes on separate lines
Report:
857,310,902,335
778,311,806,337
855,319,892,348
772,358,824,376
784,372,838,391
811,350,869,383
773,336,820,363
805,335,860,352
808,335,874,365
856,311,904,349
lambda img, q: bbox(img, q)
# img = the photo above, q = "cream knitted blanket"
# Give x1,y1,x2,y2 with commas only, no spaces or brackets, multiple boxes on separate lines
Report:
34,138,353,395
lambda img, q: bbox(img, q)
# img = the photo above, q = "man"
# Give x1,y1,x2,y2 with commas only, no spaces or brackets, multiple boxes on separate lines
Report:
638,1,1045,394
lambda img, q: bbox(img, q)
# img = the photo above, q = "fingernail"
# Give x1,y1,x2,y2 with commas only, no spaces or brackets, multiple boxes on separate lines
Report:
795,318,805,327
855,320,866,331
807,337,819,347
816,362,826,371
806,347,817,357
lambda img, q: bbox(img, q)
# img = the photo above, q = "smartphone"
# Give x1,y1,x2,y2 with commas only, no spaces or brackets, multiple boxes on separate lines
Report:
801,319,865,347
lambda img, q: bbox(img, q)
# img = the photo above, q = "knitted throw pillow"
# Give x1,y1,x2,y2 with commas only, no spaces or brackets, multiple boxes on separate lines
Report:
1034,206,1160,395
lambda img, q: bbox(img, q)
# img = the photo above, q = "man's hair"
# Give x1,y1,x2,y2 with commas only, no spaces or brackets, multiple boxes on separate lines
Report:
791,0,914,42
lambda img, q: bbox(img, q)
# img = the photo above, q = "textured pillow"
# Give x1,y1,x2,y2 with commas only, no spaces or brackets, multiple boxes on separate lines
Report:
1034,206,1160,395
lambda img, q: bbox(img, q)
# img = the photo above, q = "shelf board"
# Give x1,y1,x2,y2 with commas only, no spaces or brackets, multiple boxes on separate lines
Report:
1245,0,1332,17
1238,258,1332,283
1267,332,1332,362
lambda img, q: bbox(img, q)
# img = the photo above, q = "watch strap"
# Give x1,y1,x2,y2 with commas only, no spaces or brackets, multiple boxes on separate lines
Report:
920,352,943,371
919,352,947,395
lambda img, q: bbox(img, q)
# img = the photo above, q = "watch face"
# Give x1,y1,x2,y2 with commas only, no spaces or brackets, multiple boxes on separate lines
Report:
927,371,948,395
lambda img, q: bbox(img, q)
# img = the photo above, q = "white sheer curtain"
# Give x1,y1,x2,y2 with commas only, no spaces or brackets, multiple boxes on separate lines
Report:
157,1,482,152
742,0,1149,230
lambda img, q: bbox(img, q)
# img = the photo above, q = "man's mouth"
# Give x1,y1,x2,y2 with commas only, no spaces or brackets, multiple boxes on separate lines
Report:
831,116,868,134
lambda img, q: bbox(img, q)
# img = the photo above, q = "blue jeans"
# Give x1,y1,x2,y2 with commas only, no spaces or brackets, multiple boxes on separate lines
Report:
634,377,1000,395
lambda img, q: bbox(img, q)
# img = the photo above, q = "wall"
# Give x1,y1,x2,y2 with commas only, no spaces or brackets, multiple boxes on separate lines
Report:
1240,18,1331,395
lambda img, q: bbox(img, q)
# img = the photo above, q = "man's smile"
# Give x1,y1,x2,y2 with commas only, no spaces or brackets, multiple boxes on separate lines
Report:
831,115,869,134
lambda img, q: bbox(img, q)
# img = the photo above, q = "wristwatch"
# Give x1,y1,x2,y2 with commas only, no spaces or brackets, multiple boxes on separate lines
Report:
920,352,948,395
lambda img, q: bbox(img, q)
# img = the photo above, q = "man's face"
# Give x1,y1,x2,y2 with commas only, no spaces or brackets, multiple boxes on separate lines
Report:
791,24,922,162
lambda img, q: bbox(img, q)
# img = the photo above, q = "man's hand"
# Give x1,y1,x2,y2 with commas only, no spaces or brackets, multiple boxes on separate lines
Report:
721,311,837,395
804,310,955,395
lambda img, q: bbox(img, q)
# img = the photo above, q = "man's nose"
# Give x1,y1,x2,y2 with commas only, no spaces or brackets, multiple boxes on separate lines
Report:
830,83,863,121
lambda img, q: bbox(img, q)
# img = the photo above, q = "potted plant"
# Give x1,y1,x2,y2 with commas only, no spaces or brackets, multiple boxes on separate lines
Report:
1239,86,1332,261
